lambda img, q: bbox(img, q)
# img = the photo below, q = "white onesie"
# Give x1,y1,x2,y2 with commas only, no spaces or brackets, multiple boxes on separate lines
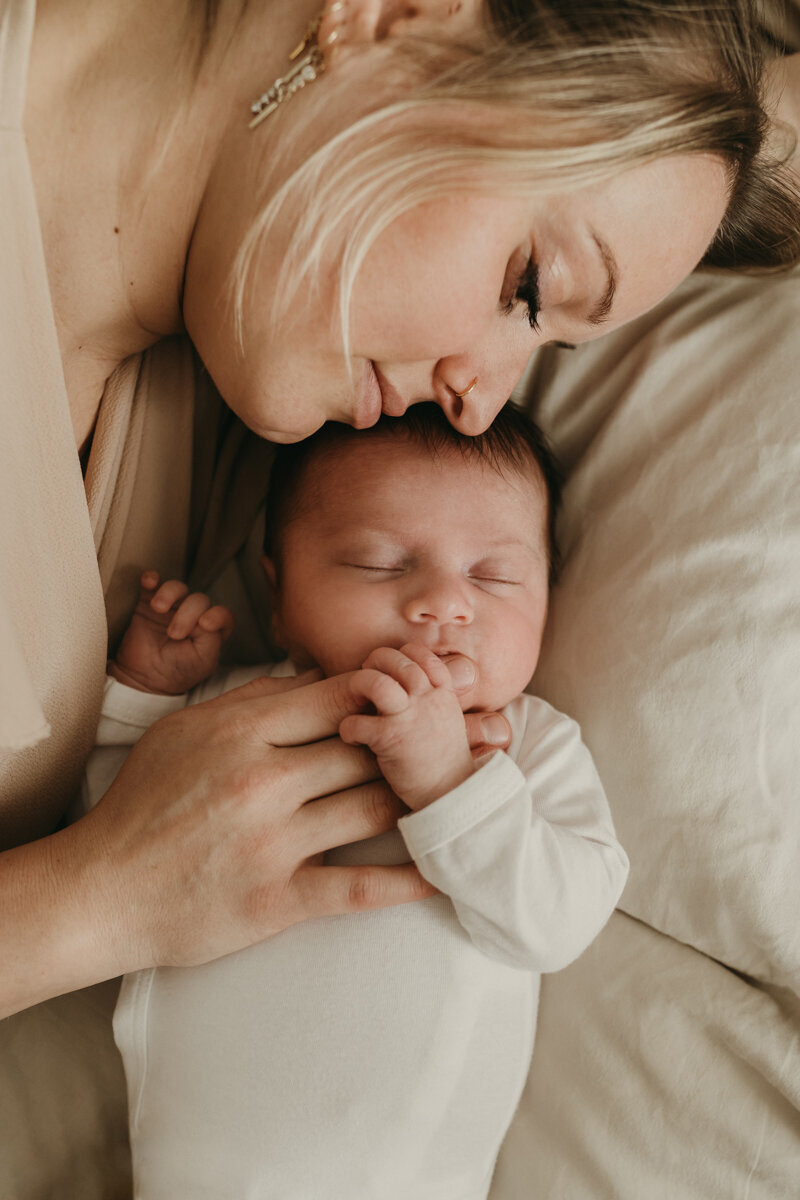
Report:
84,664,628,1200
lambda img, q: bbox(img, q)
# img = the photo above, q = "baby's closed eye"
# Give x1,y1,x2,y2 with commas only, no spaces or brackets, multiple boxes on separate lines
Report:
342,562,405,575
468,561,523,589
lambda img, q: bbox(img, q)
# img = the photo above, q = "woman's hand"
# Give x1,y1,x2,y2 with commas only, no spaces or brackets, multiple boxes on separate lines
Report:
86,669,440,973
1,655,510,1017
0,671,416,1016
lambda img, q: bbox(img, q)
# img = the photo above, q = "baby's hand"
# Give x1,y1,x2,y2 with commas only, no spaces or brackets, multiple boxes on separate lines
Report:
339,643,476,811
109,571,235,695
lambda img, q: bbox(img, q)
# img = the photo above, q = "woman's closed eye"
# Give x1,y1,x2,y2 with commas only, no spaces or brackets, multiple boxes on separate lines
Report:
501,254,541,333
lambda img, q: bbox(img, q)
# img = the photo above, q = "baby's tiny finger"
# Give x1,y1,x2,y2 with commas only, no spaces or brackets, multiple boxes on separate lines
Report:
361,647,431,696
198,605,236,640
151,579,189,614
351,667,410,715
167,592,211,639
140,569,160,595
399,643,452,690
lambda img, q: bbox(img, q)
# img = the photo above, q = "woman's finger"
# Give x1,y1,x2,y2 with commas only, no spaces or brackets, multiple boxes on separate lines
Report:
293,862,437,923
296,780,407,855
350,666,410,714
463,710,511,756
262,737,380,809
232,668,324,696
197,669,323,712
210,670,372,747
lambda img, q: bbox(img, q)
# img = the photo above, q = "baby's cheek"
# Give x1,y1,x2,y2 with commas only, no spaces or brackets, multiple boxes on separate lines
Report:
294,608,375,677
469,640,540,713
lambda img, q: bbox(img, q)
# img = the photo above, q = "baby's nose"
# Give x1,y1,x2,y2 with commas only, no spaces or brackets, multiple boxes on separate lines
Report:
403,576,474,625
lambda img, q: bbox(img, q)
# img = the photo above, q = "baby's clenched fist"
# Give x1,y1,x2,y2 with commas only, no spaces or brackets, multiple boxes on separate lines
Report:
109,571,235,695
339,643,477,810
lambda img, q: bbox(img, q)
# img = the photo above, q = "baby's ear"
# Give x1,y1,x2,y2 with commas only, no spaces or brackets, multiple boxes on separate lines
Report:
260,555,284,646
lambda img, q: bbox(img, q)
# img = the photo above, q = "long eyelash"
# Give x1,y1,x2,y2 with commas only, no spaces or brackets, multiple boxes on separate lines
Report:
504,258,541,332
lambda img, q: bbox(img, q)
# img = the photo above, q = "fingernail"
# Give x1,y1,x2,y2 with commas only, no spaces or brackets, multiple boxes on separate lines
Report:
480,714,508,746
446,656,475,691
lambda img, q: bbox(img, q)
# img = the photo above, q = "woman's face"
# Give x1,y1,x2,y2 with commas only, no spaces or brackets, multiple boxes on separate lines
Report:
185,131,728,444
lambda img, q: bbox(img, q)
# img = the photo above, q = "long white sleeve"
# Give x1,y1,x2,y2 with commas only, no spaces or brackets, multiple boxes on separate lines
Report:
398,694,629,973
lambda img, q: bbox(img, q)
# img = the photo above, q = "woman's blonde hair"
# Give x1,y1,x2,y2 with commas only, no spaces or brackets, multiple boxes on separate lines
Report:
233,0,799,351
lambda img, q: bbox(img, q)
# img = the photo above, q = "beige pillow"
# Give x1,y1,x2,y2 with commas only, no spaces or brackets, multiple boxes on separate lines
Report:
520,265,800,991
491,912,800,1199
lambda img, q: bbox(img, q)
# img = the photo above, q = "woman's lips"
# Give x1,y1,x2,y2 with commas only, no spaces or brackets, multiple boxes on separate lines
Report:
354,362,383,429
353,362,411,428
373,364,408,418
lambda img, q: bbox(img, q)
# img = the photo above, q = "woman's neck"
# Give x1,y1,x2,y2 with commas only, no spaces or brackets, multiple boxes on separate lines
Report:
25,0,318,448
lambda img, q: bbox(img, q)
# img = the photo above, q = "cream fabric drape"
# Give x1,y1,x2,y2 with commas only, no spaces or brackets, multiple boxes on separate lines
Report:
1,0,108,844
0,0,271,848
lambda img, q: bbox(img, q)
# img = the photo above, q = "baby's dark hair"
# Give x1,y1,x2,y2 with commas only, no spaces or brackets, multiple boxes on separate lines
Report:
264,401,564,584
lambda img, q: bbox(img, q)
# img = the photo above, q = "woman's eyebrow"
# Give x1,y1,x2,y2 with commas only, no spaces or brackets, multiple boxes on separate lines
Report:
586,230,619,326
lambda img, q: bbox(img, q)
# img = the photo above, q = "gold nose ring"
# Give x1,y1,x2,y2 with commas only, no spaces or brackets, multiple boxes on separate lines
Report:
454,376,478,399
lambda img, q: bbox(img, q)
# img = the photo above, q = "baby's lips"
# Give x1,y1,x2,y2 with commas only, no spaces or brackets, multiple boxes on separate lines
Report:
438,653,476,693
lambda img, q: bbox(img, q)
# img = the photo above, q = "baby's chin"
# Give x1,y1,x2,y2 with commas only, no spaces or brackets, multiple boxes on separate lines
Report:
459,665,538,716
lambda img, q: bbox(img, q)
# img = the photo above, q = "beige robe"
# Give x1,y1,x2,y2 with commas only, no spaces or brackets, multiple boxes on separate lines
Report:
0,0,274,850
1,3,271,1192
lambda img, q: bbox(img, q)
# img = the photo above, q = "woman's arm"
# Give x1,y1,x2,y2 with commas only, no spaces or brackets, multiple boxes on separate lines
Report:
0,671,433,1019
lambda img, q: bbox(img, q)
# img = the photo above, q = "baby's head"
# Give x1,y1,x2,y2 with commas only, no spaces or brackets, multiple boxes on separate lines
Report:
263,403,562,714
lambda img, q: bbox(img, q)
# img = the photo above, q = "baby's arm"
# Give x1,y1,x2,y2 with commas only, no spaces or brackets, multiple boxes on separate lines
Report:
340,644,628,973
399,700,629,972
110,571,235,696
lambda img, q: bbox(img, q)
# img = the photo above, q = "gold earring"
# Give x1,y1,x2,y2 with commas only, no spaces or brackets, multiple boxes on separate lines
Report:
454,377,478,398
249,7,344,129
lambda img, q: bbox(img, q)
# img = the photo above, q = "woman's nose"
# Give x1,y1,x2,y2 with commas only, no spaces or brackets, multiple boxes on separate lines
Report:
434,317,536,435
403,575,474,626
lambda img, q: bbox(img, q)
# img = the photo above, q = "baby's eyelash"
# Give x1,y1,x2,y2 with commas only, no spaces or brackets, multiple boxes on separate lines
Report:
345,563,399,574
504,257,541,332
471,574,520,586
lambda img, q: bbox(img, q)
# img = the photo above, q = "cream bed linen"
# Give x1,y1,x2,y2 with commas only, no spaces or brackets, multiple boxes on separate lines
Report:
488,264,800,1198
